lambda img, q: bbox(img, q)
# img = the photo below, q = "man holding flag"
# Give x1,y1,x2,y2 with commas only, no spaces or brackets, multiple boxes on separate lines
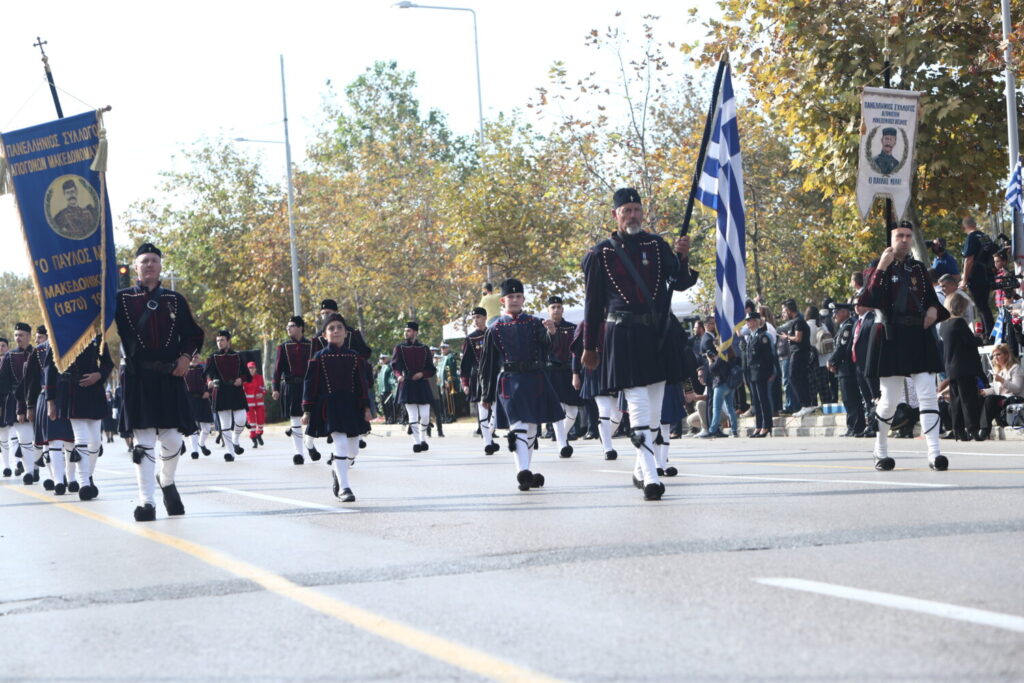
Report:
581,190,696,501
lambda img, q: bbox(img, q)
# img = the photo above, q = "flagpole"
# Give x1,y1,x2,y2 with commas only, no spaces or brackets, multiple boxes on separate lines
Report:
1001,0,1023,269
679,56,727,238
33,37,64,119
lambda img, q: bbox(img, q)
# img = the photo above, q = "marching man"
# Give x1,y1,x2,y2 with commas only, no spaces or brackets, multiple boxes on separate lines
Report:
479,279,565,492
390,322,436,453
115,243,204,521
205,330,252,462
460,306,499,455
273,315,319,465
581,188,697,501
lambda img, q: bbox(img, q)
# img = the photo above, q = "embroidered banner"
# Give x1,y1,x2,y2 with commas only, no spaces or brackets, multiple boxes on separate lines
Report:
0,110,116,371
856,87,922,222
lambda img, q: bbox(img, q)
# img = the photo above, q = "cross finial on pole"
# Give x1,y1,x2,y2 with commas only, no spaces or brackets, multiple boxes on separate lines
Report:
33,36,49,60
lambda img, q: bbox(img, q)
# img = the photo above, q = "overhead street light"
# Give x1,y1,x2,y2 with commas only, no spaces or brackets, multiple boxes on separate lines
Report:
234,55,302,316
393,1,484,147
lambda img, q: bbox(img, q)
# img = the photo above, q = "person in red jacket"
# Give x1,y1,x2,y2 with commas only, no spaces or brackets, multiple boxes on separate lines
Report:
244,361,266,448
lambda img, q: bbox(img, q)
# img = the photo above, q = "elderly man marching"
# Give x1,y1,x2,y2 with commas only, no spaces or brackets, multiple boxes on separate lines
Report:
859,220,949,471
479,279,565,492
581,188,697,501
115,243,204,521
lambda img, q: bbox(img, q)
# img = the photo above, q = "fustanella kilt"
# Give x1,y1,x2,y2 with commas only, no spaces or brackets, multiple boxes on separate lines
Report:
305,392,370,438
122,363,197,436
548,367,583,406
397,377,433,405
188,392,214,424
280,378,304,418
34,388,73,445
866,322,943,378
601,319,668,392
494,369,565,429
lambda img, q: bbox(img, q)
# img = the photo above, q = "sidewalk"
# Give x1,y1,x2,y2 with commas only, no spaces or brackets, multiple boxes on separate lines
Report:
366,415,1024,441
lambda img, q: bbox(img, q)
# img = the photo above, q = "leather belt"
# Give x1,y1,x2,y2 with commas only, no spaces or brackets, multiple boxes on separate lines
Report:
606,310,654,326
502,361,545,373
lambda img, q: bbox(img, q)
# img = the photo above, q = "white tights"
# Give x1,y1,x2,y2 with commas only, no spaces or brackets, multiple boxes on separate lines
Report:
593,394,622,453
405,404,430,445
623,382,665,486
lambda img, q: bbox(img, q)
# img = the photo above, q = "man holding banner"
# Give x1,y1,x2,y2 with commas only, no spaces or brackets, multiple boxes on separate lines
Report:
115,243,204,522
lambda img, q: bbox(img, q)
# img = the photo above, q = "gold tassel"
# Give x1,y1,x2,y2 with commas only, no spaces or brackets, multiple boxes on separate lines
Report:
90,108,108,173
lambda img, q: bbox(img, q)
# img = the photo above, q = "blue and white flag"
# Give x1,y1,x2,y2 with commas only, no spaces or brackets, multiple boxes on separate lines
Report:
696,59,746,354
1007,158,1024,268
1005,159,1023,213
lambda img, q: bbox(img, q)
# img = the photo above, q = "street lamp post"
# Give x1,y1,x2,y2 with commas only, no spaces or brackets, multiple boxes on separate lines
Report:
394,1,491,280
234,55,302,316
393,1,484,147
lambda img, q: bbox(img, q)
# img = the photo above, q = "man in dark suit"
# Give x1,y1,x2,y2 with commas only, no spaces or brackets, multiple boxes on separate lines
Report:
851,298,878,438
827,303,863,436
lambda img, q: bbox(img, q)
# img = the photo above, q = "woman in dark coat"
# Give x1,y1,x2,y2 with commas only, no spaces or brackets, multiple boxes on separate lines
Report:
939,293,985,440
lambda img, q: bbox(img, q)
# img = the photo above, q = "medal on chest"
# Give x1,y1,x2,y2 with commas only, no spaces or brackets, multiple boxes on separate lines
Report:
641,251,649,267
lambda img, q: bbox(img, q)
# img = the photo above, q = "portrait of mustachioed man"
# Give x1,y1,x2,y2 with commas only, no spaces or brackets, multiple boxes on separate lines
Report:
45,175,100,240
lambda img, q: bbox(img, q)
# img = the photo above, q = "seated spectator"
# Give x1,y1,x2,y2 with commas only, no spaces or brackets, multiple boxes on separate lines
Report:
940,293,985,440
977,344,1024,440
685,367,711,436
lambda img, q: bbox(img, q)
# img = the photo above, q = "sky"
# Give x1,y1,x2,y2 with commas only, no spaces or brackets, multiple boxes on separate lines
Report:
1,0,712,277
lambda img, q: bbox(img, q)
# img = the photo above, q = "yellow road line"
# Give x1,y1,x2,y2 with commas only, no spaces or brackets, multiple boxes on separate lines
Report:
4,485,561,683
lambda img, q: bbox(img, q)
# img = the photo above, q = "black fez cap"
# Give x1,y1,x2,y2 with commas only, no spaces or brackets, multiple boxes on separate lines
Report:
36,325,47,336
546,295,563,305
14,322,30,333
136,243,162,258
405,321,419,332
0,337,8,345
471,307,487,317
882,127,898,137
744,311,761,321
613,187,642,208
323,313,347,328
830,302,855,312
320,299,338,311
500,279,524,296
288,315,305,328
897,219,914,229
62,179,76,191
217,329,231,339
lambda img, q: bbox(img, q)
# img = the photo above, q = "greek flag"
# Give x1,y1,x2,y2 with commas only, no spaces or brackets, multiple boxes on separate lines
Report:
696,59,747,353
1005,159,1023,213
992,308,1008,344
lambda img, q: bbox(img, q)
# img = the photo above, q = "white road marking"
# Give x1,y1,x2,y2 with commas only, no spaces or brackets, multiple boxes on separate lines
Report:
593,470,953,488
889,449,1024,458
208,486,359,513
756,578,1024,633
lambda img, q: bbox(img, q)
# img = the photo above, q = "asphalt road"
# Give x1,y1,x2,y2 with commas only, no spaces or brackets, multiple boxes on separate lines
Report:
1,424,1022,681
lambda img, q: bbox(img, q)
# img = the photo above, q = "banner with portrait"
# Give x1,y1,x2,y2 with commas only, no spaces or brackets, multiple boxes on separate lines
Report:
0,110,116,371
856,86,922,221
